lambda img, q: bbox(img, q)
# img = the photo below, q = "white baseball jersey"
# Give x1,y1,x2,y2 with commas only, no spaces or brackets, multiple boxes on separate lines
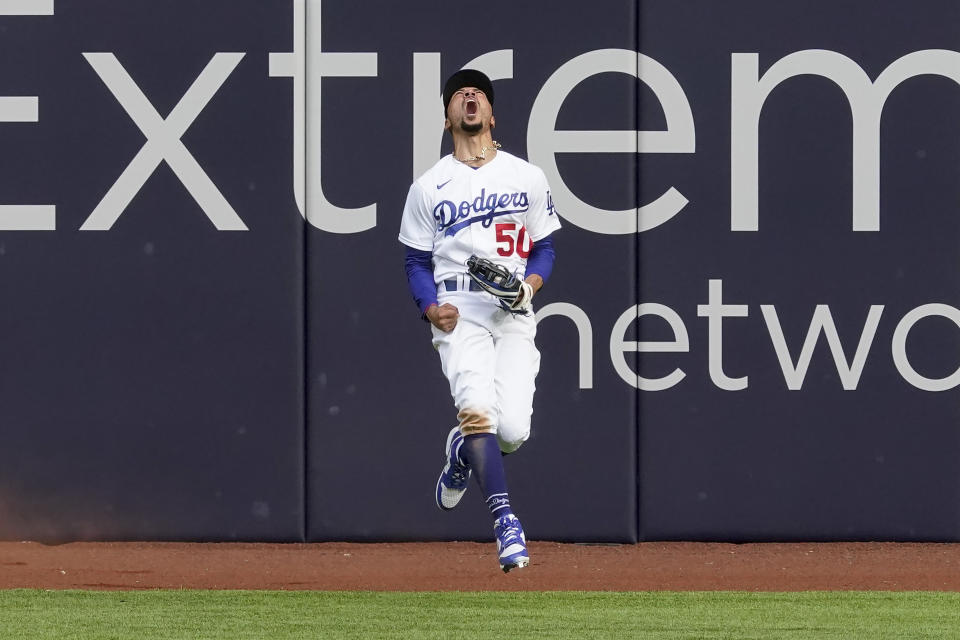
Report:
398,151,561,281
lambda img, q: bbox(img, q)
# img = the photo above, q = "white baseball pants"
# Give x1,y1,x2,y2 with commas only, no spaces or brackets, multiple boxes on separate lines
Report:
431,289,541,453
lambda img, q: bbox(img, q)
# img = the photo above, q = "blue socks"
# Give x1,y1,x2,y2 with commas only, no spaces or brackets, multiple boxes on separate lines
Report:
459,433,513,518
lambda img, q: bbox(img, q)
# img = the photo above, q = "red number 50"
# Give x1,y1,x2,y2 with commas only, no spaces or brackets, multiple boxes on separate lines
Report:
495,223,532,258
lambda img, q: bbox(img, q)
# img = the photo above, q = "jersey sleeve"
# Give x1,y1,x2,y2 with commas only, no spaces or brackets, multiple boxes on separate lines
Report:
404,246,438,316
398,181,436,251
523,166,562,242
524,234,556,283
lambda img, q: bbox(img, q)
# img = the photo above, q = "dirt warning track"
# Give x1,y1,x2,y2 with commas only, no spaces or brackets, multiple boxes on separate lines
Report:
2,541,959,591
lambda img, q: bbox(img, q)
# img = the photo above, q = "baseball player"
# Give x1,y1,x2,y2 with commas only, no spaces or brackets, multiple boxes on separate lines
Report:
398,69,560,572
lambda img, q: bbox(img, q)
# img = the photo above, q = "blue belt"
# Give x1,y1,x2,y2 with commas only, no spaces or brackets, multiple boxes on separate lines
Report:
442,278,482,292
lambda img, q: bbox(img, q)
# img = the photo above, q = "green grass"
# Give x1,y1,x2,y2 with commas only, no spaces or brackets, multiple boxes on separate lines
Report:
1,590,959,639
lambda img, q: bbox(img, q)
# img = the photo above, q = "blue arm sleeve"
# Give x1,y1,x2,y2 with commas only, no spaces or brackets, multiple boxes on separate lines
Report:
525,235,556,283
404,246,438,317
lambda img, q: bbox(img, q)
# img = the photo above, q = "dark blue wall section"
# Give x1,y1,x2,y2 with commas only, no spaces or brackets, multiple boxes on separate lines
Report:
0,0,958,543
638,0,960,541
304,0,639,542
0,1,304,541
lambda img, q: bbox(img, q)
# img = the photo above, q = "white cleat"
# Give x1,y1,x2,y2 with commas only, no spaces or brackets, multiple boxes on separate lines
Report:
494,513,530,573
435,427,471,511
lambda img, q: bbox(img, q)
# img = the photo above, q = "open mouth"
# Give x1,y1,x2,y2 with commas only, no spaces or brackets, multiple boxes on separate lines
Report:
465,99,478,116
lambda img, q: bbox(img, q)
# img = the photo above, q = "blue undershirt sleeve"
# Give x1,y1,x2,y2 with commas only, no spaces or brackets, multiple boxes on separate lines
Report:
404,246,438,317
525,235,556,283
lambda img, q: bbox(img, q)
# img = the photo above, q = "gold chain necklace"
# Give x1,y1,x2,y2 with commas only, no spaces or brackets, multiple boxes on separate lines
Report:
457,141,501,163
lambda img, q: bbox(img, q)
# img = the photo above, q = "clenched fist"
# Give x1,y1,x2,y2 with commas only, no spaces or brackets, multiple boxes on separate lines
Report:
426,302,459,332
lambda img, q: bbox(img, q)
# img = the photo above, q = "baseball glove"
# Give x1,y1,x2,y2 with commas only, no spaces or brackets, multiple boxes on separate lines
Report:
465,255,534,315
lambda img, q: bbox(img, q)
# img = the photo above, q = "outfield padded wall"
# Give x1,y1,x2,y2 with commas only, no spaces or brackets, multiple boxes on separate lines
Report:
0,0,957,543
0,0,305,541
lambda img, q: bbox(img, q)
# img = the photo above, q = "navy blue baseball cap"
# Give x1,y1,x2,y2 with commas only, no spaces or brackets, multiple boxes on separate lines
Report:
443,69,495,112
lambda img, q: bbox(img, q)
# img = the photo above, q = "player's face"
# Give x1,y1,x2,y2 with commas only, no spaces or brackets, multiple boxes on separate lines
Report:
445,87,494,134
